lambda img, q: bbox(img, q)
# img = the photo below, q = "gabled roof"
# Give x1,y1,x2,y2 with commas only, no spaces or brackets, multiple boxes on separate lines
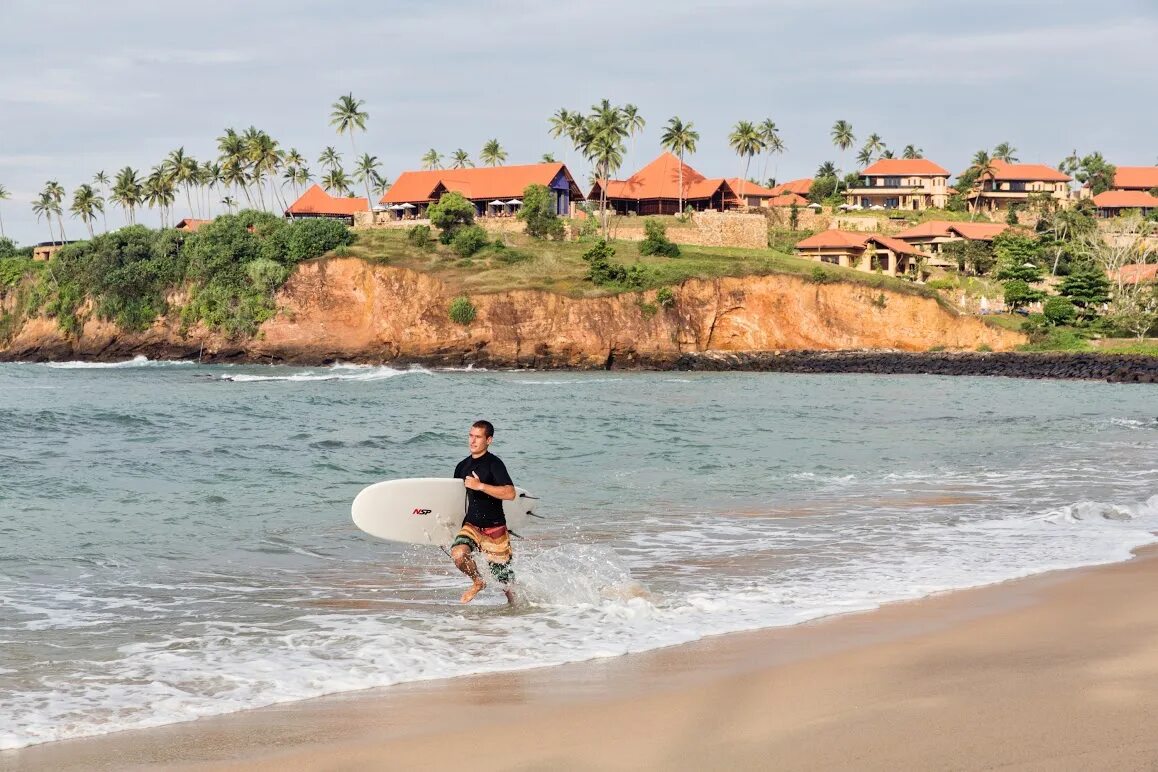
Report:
286,184,368,215
725,178,779,197
769,178,813,196
794,229,920,255
894,220,1009,241
767,192,809,207
381,163,581,204
175,218,212,232
1111,167,1158,191
987,160,1071,183
1092,190,1158,209
862,158,950,177
595,152,727,201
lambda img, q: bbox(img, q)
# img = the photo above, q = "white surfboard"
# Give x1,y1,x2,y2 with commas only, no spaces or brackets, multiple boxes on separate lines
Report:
351,477,539,546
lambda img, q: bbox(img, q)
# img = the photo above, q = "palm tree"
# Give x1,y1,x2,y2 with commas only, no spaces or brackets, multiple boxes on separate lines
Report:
353,153,381,210
450,149,473,169
294,166,313,191
69,184,104,238
728,121,765,202
221,195,237,214
166,147,200,218
816,161,839,179
549,108,574,164
831,119,855,173
0,183,9,238
902,145,924,160
758,119,783,183
660,116,699,214
92,171,110,231
201,161,221,217
993,142,1018,163
318,146,342,173
420,148,442,170
112,167,143,225
623,103,645,164
856,146,874,168
330,93,368,160
480,139,507,167
217,128,250,206
578,101,631,232
372,172,392,199
322,167,352,196
540,153,556,163
42,181,67,240
967,150,998,220
243,127,283,211
864,133,885,159
145,165,177,227
32,193,58,242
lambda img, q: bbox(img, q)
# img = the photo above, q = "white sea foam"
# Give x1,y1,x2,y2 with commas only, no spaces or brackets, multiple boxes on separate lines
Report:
3,494,1157,751
41,355,194,369
220,364,429,383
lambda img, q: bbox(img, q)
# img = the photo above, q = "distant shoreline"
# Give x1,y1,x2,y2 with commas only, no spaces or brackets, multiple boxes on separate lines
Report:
4,349,1157,382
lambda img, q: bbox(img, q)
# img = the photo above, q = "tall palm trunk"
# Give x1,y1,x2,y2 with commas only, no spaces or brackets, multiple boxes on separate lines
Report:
678,153,684,213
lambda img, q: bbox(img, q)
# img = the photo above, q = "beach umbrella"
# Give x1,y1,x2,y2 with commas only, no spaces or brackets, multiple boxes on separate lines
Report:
388,204,404,210
807,202,822,209
489,200,506,206
399,203,416,209
505,199,522,206
870,205,885,210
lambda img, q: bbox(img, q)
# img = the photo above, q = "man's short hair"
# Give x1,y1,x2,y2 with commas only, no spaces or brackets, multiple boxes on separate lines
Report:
472,420,495,438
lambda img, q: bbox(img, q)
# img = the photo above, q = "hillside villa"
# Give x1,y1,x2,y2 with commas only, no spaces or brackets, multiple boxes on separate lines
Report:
589,152,752,215
794,230,921,276
843,159,951,211
725,178,780,207
285,184,369,224
765,178,815,208
380,163,583,218
1107,166,1158,193
966,160,1071,213
1089,166,1158,218
175,218,211,232
894,221,1009,268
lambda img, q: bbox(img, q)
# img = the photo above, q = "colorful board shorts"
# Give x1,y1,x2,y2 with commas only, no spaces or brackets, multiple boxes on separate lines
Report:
452,524,514,584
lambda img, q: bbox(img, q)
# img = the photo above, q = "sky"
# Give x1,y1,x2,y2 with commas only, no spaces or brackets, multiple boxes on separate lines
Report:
1,0,1156,245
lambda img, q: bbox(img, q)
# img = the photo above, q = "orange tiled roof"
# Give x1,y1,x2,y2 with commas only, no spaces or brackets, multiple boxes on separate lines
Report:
381,163,579,204
769,178,813,196
1092,190,1158,209
596,152,728,201
766,192,809,207
894,220,1008,241
1114,264,1158,284
1112,167,1158,191
988,160,1071,183
861,158,950,176
725,178,779,197
794,229,919,255
175,218,212,232
286,184,368,216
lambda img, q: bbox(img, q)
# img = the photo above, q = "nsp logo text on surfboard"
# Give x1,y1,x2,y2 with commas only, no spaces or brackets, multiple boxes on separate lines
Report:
412,508,432,516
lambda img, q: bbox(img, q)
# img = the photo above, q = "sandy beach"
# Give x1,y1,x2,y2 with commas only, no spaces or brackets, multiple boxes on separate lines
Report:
3,545,1156,772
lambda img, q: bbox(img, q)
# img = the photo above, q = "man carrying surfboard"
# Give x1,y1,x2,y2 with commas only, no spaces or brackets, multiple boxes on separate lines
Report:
451,420,517,604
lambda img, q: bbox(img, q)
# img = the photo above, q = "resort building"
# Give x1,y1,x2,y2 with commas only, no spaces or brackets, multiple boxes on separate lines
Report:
1108,166,1158,193
590,153,743,215
1091,190,1158,218
380,163,583,219
30,241,78,261
843,159,951,211
285,185,369,225
768,178,813,198
793,230,922,276
966,160,1071,213
724,178,780,208
175,218,211,232
1114,264,1158,285
893,221,1009,268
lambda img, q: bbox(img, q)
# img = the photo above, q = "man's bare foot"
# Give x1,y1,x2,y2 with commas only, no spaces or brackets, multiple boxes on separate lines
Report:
460,580,486,603
503,588,517,605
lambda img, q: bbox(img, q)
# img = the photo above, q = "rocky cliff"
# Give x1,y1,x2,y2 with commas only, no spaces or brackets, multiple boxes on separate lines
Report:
0,258,1023,366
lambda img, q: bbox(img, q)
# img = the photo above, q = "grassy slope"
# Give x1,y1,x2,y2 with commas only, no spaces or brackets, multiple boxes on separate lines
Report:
348,229,944,302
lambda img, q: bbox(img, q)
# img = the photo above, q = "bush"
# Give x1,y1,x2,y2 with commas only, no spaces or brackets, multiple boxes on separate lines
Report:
1002,279,1044,310
656,286,675,308
639,218,680,257
451,224,488,257
518,183,565,240
407,224,432,248
805,265,833,284
925,277,956,291
428,192,476,243
285,218,354,263
582,239,645,289
0,256,40,288
1041,296,1077,326
448,296,476,325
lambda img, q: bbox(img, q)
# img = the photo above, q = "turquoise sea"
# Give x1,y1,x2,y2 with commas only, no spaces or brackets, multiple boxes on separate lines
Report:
1,359,1156,749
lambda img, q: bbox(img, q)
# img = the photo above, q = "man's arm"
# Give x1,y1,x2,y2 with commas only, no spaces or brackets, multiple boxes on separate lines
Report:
464,472,516,500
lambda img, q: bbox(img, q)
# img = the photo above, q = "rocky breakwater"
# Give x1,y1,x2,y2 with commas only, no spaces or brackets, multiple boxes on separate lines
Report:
1,258,1023,365
674,351,1158,383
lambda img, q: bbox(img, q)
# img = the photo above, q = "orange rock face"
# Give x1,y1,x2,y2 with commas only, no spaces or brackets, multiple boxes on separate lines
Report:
0,258,1023,365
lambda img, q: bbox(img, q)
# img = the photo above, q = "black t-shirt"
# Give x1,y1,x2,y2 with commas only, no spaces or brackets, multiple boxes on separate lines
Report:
454,452,514,528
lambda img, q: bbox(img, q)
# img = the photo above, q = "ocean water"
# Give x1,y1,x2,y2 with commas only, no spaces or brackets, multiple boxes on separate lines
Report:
1,359,1157,750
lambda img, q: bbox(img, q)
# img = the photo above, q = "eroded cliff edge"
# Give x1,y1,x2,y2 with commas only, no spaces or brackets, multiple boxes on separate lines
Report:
0,258,1023,366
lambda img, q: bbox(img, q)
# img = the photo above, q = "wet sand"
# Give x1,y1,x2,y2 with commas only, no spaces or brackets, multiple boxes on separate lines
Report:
5,547,1158,771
